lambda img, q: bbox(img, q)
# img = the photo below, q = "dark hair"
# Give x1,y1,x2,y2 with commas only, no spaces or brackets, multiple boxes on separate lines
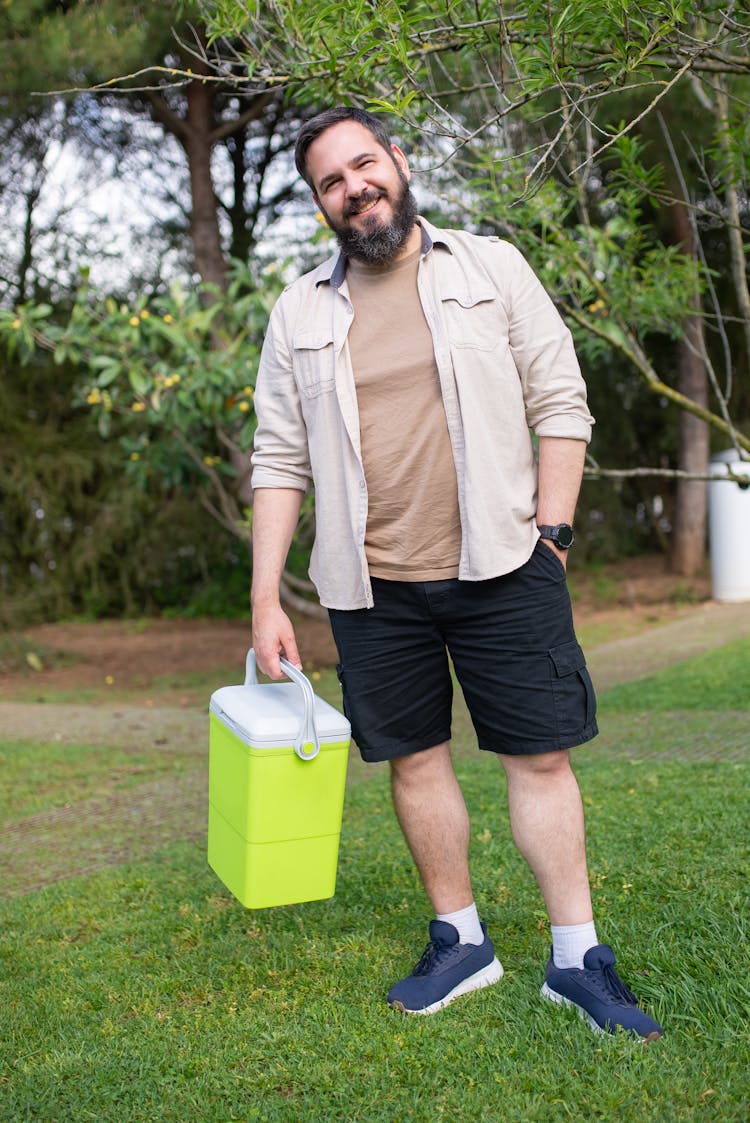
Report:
294,107,394,188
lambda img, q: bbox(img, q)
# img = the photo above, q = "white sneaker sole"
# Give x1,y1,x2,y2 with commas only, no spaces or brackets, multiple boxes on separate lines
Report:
540,981,604,1034
540,982,663,1042
391,957,504,1016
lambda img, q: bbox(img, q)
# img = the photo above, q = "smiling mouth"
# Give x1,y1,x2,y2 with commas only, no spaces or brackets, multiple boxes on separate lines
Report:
347,194,384,218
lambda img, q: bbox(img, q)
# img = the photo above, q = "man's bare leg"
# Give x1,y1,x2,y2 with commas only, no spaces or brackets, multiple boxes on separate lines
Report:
389,742,474,914
387,741,503,1014
498,749,593,926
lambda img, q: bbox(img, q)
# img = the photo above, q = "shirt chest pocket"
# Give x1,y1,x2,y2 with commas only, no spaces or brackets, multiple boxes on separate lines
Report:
441,290,505,352
293,328,336,397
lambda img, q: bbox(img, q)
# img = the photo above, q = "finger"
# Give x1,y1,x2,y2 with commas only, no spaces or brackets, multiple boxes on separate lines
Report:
252,633,284,680
281,629,302,671
264,650,284,679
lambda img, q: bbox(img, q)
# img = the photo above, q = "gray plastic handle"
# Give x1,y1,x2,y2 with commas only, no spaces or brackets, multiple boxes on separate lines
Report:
244,649,320,761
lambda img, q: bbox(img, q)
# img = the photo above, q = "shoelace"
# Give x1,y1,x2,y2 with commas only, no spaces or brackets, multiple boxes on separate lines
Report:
413,939,457,975
589,962,638,1005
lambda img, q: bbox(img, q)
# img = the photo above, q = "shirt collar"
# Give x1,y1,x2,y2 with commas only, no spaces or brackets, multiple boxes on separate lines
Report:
319,217,452,289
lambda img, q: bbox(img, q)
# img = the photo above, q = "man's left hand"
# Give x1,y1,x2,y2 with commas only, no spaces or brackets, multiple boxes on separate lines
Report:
539,537,568,570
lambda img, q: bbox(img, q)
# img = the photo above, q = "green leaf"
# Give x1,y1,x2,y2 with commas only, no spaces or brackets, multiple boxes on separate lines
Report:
97,410,111,439
95,365,122,388
128,369,150,396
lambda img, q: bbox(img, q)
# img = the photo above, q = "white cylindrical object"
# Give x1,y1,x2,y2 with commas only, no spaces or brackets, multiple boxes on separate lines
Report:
708,451,750,602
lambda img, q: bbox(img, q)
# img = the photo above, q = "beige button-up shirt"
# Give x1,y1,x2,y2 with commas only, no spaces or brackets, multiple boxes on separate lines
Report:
251,218,594,609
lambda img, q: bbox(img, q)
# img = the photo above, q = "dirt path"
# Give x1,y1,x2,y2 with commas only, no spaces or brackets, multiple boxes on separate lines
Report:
0,702,207,751
2,598,748,899
586,598,750,692
2,598,748,746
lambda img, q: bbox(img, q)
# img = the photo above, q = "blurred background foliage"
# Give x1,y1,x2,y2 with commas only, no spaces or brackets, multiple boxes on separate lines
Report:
0,348,250,627
1,0,749,626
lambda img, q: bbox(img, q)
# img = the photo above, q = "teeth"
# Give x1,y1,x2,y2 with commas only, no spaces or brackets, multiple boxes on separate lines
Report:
355,198,379,214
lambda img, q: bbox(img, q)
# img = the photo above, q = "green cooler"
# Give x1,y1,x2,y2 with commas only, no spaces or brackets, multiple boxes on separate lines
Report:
208,651,351,909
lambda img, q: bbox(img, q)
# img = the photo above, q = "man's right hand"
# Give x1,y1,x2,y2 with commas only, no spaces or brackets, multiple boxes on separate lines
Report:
251,601,302,680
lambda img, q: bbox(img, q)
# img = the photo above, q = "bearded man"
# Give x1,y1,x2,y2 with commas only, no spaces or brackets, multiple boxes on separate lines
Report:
249,107,663,1040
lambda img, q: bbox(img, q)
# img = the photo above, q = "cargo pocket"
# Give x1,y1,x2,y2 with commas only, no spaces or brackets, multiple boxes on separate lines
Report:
549,640,596,739
293,328,336,397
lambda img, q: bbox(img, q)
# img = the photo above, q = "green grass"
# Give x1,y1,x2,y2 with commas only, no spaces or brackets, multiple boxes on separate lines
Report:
1,642,749,1119
0,738,200,823
599,635,750,712
0,754,748,1121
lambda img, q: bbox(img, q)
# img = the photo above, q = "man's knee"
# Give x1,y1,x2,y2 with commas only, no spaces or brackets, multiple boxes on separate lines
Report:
498,748,572,781
390,741,452,782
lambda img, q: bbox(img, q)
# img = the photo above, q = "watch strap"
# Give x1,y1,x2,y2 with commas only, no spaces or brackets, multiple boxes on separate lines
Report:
537,523,575,548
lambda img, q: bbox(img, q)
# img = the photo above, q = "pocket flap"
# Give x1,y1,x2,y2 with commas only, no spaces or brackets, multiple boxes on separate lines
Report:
549,640,586,678
293,328,334,352
441,287,495,309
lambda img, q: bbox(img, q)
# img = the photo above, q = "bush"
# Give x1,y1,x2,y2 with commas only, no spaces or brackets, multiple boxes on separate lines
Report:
0,352,250,627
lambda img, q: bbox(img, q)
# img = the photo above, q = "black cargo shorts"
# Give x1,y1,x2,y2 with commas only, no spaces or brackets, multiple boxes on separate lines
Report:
328,541,598,763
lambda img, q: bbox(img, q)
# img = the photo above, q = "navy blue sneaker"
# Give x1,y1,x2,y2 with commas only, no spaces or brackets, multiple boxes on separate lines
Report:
541,944,664,1040
388,921,503,1015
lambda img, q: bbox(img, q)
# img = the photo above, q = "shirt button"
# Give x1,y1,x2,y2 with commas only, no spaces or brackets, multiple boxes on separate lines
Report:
359,480,366,490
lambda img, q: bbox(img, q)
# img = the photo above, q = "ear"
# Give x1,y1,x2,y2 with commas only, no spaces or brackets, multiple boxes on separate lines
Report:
390,143,411,181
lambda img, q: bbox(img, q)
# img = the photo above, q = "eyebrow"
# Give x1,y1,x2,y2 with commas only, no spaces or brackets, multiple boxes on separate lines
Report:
317,150,379,194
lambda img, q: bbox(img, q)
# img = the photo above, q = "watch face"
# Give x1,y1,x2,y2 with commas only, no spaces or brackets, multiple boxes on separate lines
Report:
555,525,575,548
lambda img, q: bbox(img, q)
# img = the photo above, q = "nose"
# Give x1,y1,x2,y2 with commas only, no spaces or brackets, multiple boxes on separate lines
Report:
344,170,369,198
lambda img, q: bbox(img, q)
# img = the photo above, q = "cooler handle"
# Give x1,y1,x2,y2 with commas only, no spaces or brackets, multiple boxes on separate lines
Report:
244,649,321,761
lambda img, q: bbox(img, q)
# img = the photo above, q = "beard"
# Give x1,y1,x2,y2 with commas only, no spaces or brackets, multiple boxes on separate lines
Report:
321,169,418,264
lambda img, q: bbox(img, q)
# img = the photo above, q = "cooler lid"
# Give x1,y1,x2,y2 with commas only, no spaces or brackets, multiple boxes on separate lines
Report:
209,682,350,749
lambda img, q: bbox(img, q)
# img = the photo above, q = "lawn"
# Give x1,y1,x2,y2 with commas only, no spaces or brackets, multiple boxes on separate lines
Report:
1,643,749,1121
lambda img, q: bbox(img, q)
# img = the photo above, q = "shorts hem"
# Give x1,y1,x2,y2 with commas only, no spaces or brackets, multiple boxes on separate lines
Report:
477,720,599,757
357,728,453,765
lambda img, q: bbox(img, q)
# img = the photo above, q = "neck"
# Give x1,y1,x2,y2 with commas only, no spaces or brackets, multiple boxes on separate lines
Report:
390,223,422,262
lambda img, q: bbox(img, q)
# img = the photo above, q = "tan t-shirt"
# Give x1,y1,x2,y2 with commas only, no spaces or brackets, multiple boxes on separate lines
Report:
346,247,461,580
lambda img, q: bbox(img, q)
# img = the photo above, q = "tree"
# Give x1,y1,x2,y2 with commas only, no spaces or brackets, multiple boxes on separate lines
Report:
1,2,326,615
0,2,309,296
4,1,750,604
199,0,750,572
1,259,281,539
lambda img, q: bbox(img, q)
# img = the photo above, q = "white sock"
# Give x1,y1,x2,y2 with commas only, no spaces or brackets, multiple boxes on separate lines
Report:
436,902,484,945
551,921,598,969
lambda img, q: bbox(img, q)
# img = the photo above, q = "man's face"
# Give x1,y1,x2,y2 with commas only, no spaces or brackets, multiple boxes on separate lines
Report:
305,120,418,264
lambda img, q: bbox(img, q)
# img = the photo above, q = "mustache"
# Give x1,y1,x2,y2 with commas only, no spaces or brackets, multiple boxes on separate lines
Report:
343,189,386,218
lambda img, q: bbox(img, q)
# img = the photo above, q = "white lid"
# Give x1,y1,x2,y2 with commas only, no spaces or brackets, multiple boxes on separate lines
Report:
209,682,350,748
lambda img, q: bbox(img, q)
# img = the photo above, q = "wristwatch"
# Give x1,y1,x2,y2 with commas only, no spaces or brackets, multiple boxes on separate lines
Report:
537,523,575,549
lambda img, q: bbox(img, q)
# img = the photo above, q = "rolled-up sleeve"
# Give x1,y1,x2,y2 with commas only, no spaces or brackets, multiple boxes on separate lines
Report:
504,244,594,442
251,296,312,493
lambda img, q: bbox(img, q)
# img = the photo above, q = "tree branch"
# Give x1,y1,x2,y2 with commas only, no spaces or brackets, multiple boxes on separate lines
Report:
210,91,275,144
562,303,750,454
171,427,248,537
279,576,327,620
145,90,191,145
584,464,749,483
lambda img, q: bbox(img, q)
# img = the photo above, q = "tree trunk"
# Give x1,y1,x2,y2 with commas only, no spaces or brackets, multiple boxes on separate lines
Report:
672,313,709,575
183,69,227,291
17,180,41,303
670,201,709,576
226,123,252,263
